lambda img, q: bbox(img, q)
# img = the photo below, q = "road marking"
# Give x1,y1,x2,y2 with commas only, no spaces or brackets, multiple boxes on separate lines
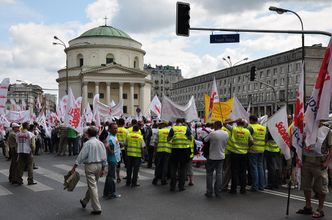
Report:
0,169,53,192
0,185,12,196
35,167,86,187
262,189,332,208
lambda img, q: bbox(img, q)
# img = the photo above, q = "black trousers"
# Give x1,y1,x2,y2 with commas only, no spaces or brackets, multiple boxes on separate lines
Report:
230,153,247,191
265,151,281,188
126,156,141,185
154,152,170,181
170,148,190,190
147,145,155,168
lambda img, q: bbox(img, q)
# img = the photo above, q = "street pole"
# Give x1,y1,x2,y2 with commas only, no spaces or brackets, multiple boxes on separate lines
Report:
53,36,68,95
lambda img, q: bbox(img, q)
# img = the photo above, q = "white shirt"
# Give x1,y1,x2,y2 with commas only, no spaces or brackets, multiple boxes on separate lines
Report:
75,137,107,166
16,130,34,154
205,129,228,160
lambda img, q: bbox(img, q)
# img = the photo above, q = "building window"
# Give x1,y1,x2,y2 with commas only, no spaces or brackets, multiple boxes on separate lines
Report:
123,106,127,114
106,53,114,64
281,78,285,86
273,68,277,75
123,93,128,99
267,69,271,77
134,57,139,69
100,93,104,99
77,54,84,67
274,79,278,86
88,93,93,98
134,94,138,99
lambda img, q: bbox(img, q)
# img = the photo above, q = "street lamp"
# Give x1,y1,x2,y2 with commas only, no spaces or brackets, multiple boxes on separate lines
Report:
222,56,248,67
53,36,68,95
269,6,305,110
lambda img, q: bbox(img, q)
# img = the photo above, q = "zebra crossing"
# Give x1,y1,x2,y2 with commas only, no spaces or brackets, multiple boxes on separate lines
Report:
0,164,206,197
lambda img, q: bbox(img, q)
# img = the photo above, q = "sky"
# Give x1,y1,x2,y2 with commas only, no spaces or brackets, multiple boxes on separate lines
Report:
0,0,331,98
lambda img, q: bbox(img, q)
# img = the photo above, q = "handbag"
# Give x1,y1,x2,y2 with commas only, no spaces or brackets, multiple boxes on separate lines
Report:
64,171,80,192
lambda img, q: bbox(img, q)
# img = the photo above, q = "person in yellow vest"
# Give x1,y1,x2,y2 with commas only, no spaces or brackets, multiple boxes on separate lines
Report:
116,118,128,183
221,119,233,191
264,130,281,190
248,115,267,192
167,118,192,192
186,132,196,186
125,125,145,187
152,122,171,185
225,118,253,194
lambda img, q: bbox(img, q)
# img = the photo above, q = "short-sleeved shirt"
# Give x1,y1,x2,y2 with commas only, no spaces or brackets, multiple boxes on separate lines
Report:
304,127,332,157
205,129,228,160
108,133,121,163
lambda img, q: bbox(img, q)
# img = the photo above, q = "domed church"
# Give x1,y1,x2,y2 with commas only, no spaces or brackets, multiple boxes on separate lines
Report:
56,25,151,116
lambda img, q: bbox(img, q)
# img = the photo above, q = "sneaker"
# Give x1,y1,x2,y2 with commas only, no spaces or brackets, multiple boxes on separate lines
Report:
91,210,102,215
80,199,86,208
27,182,37,185
109,194,121,199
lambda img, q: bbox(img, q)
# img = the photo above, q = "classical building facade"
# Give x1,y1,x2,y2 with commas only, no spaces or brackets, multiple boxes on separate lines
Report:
171,45,326,118
144,64,183,98
56,25,151,116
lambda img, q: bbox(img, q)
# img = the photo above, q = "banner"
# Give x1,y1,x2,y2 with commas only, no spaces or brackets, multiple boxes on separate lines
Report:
0,78,10,115
208,77,219,122
305,37,332,147
230,96,249,121
204,94,233,122
266,106,291,160
94,96,123,122
148,95,162,119
161,95,198,122
0,114,10,127
6,110,31,123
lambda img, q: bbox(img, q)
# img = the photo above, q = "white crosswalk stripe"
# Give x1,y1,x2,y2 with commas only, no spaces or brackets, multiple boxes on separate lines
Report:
0,185,12,196
0,169,53,192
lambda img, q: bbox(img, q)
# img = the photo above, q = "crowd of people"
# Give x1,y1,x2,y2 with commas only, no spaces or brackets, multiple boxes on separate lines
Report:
1,115,332,217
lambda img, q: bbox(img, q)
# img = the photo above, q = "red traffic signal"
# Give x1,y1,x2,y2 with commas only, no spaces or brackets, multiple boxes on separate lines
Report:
176,2,190,37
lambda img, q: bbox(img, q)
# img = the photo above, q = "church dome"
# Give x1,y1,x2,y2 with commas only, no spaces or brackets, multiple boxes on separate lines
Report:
76,25,133,40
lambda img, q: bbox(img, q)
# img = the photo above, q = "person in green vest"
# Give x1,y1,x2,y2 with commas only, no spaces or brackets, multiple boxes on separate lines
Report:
186,132,196,186
248,115,267,192
67,127,79,156
152,121,171,185
125,125,144,187
167,118,191,192
221,119,233,191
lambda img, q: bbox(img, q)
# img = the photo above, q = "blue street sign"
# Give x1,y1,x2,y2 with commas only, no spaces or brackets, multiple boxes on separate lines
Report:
210,34,240,43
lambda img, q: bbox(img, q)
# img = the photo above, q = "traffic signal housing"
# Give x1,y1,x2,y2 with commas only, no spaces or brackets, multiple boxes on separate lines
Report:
176,2,190,37
250,66,256,81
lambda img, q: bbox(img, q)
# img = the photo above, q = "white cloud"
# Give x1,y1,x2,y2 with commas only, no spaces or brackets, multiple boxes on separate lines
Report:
85,0,119,26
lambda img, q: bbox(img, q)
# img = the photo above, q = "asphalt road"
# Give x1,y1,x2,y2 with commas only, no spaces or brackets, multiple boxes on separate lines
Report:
0,154,331,220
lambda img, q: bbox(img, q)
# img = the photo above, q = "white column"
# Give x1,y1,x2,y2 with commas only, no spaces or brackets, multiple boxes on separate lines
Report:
130,83,135,115
82,82,88,109
140,83,145,111
118,82,123,103
106,82,111,105
95,82,99,95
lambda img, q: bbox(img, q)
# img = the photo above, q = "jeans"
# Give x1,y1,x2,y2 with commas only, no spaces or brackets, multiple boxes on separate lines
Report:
170,148,190,190
103,161,116,197
248,153,265,190
230,153,247,192
206,159,224,196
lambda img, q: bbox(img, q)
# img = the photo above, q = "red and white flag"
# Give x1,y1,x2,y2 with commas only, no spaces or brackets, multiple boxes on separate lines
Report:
0,78,10,114
148,95,162,118
304,37,332,152
208,77,219,122
65,87,82,130
292,62,305,163
83,104,94,125
267,106,291,160
59,95,69,122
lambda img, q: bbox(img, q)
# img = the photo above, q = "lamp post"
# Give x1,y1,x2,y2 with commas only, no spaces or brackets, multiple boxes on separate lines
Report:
269,6,305,111
222,56,248,67
53,36,68,95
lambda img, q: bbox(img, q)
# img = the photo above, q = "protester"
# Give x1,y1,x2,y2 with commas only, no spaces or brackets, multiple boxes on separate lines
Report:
8,123,20,184
71,126,107,215
116,118,128,182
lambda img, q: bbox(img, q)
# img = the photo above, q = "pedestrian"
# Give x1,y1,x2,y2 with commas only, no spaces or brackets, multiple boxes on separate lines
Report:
58,123,68,156
221,119,233,191
296,121,332,218
8,123,20,184
67,127,79,156
103,123,121,199
204,121,228,197
16,122,37,185
168,118,191,192
116,118,128,182
71,126,107,215
125,125,144,187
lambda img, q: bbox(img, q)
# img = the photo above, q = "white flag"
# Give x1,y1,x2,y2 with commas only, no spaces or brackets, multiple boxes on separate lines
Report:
304,37,332,150
0,78,10,115
83,104,94,125
148,95,162,118
6,110,31,123
0,114,10,127
161,95,198,122
10,99,20,111
93,94,101,127
208,77,219,121
59,95,69,122
64,87,82,130
266,106,291,160
230,96,249,121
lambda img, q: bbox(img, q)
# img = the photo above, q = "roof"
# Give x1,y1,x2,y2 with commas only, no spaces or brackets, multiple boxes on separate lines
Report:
76,25,133,40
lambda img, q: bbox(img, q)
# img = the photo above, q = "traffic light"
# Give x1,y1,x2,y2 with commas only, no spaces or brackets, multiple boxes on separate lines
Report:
250,66,256,81
176,2,190,37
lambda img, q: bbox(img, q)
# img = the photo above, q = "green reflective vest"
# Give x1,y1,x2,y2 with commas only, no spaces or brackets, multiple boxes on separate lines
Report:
265,139,280,153
157,128,171,153
222,127,233,156
117,127,127,150
126,132,143,157
229,126,250,154
250,124,267,153
171,125,189,149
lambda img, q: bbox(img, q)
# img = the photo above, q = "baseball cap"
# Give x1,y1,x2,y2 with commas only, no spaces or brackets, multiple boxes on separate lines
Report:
12,123,20,128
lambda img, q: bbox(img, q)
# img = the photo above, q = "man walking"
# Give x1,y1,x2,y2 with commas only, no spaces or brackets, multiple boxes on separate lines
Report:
71,126,107,215
204,121,228,197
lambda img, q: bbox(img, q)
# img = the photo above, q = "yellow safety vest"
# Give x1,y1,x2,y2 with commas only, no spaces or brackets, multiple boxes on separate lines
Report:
188,135,195,159
222,127,233,156
250,124,267,153
126,132,143,157
229,126,250,154
128,126,142,135
157,128,171,153
117,127,127,150
171,125,189,149
265,140,280,153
